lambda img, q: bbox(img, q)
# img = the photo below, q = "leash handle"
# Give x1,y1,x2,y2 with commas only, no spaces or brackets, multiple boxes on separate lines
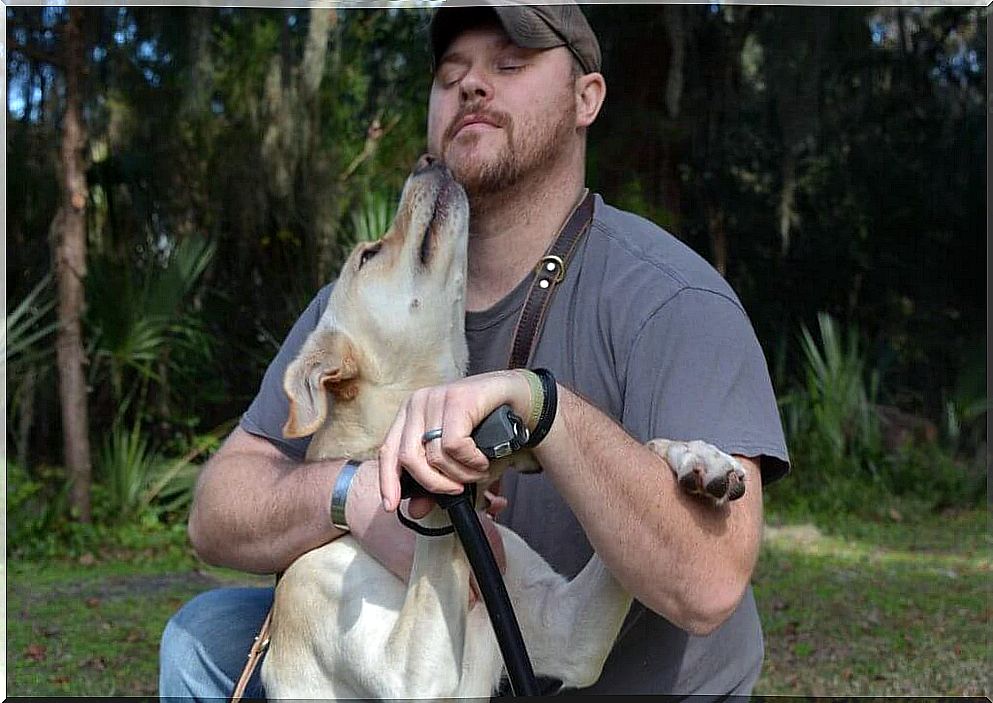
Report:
398,405,527,505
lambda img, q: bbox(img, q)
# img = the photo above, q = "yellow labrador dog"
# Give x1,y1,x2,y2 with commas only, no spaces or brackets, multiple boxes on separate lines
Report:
260,156,744,699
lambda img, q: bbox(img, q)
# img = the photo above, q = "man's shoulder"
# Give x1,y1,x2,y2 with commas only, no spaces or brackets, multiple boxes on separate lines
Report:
588,195,743,311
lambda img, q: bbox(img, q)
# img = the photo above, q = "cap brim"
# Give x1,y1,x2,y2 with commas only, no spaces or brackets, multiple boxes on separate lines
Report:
431,3,565,68
430,2,598,75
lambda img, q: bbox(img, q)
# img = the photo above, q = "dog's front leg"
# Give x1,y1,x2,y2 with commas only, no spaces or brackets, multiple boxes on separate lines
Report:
380,528,477,698
498,527,632,691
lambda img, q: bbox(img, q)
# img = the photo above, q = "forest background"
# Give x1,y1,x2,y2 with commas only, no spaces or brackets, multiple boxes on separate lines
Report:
5,2,989,697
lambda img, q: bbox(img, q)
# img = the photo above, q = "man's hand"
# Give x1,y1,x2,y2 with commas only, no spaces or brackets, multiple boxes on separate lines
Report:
347,456,508,594
378,370,533,512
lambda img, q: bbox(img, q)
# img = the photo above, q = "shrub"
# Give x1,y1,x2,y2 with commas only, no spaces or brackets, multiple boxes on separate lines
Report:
773,312,984,518
94,420,227,525
780,312,884,477
6,458,194,561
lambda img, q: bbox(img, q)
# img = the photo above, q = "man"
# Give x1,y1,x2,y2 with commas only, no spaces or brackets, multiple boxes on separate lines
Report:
159,1,789,698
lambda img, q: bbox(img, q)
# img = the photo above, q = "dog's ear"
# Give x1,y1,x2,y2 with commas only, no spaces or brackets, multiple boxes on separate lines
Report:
282,329,360,439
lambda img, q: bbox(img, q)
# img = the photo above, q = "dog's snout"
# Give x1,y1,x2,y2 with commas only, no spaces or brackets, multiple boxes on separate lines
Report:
414,153,443,175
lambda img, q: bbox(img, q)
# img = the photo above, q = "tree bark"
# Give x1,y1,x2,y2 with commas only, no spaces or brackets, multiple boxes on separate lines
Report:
301,8,339,285
778,152,798,255
260,8,336,288
663,5,685,120
707,205,728,277
53,7,93,522
16,369,37,471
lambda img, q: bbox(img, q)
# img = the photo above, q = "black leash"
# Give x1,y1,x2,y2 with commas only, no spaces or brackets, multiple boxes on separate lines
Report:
398,406,541,697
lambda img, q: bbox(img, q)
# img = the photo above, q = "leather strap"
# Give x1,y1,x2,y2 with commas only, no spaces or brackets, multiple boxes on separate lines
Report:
508,190,595,369
498,190,595,480
230,606,273,702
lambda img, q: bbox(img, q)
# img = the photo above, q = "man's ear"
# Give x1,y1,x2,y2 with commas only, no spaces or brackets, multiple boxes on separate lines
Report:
282,328,360,439
575,72,606,129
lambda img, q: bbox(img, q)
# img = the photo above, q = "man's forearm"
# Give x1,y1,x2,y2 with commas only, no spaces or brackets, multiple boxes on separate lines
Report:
534,384,764,635
188,428,345,573
188,427,416,577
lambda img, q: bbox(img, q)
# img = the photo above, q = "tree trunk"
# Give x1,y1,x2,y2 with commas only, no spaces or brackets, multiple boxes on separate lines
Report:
778,152,798,255
302,8,339,285
53,7,93,522
707,205,728,277
16,369,37,471
663,5,685,120
259,8,337,286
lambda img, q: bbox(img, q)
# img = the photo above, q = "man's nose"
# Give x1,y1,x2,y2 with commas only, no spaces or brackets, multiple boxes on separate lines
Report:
459,67,492,102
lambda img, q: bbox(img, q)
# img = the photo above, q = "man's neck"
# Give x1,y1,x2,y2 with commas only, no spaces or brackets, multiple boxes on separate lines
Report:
464,165,587,313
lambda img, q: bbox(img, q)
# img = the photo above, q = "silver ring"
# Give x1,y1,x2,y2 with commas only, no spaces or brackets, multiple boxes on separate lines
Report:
421,427,443,444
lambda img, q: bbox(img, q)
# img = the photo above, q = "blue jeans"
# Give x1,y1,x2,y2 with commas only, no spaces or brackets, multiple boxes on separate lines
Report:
159,587,273,702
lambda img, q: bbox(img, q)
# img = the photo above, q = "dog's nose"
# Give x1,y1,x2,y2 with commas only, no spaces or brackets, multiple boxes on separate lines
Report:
415,153,441,175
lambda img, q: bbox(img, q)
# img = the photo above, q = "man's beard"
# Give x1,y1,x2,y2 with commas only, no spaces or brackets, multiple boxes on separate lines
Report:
442,101,575,199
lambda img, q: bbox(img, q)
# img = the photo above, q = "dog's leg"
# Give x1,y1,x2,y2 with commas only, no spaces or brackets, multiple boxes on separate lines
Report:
267,528,487,699
379,521,479,698
498,527,632,691
495,439,746,691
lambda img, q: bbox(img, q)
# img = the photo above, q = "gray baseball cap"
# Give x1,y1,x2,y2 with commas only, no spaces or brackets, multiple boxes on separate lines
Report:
430,1,602,75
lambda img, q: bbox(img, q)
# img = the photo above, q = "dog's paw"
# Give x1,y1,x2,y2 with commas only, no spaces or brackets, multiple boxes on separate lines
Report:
646,439,746,506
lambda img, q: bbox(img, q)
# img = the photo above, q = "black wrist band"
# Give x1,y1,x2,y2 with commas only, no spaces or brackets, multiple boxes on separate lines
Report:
524,368,557,448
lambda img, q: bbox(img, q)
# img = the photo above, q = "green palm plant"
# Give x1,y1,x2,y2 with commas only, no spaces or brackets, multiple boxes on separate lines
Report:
96,420,162,523
5,274,57,467
800,312,880,454
4,273,57,368
85,235,220,522
142,419,234,516
95,417,232,522
86,235,216,422
783,312,882,476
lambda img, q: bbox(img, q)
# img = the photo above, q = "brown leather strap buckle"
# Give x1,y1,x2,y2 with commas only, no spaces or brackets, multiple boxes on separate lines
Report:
535,255,566,287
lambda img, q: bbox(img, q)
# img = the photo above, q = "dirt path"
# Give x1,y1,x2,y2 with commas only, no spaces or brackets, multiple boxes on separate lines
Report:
8,568,272,604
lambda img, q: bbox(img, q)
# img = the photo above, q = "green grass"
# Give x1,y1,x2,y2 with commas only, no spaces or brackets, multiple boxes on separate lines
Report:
5,509,990,697
754,506,991,696
5,543,270,696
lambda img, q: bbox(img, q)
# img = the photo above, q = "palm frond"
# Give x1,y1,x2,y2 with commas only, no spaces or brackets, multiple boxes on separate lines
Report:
87,235,216,408
144,236,216,319
141,418,236,516
4,273,57,365
97,421,164,522
792,312,881,463
349,190,395,244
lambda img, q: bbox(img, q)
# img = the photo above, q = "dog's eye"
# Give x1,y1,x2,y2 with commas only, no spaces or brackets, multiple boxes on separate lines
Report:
359,244,382,269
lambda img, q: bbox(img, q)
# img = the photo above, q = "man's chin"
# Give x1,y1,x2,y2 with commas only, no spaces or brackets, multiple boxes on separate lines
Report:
443,156,505,195
453,170,512,199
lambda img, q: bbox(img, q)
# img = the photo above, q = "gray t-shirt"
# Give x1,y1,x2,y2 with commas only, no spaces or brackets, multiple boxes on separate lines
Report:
242,194,790,697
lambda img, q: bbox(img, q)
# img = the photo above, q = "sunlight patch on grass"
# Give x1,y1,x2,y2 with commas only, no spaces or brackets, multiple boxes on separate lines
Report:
754,509,990,696
763,522,991,573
